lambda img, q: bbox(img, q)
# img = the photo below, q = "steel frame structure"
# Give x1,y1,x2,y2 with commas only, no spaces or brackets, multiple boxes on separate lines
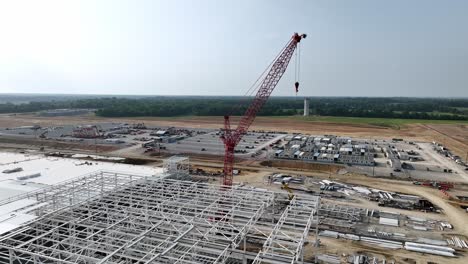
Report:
252,196,319,264
0,171,276,263
163,156,190,180
0,170,319,264
0,170,152,214
319,203,363,222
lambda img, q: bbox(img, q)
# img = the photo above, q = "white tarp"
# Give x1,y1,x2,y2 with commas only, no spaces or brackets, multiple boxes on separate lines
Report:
379,217,399,227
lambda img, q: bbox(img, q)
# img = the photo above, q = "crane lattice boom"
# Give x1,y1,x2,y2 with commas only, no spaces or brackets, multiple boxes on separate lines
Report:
221,33,306,186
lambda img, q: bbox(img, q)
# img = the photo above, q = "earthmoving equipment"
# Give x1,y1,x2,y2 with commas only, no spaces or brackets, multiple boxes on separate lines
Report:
220,33,306,186
281,180,295,200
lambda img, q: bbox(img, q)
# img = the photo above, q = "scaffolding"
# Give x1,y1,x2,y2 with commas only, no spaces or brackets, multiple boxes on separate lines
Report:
0,170,319,264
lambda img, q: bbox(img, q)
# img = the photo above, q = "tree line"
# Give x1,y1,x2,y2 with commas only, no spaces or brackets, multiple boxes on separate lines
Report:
0,96,467,121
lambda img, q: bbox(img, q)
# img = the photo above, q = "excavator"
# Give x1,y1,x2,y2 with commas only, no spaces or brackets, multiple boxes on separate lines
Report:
281,180,295,200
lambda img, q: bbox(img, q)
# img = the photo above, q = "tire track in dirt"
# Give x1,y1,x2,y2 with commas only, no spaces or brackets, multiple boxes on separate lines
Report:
421,124,467,147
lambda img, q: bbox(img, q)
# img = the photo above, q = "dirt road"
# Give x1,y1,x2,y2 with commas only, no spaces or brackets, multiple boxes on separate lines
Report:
419,142,468,183
422,124,468,159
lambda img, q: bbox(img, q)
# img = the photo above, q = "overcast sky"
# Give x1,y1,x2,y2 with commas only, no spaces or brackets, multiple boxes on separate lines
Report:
0,0,467,97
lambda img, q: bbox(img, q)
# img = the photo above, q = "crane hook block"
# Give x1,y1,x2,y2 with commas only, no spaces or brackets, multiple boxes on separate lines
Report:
294,82,299,93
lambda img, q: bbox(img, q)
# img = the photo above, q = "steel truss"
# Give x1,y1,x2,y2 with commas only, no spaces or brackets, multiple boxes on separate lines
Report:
252,196,319,264
0,170,320,264
163,156,190,180
0,172,274,263
319,203,363,222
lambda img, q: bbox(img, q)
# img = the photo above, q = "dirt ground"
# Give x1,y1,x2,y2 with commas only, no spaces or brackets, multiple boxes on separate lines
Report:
231,162,468,238
1,113,467,262
306,236,466,264
422,124,468,159
1,114,466,157
338,174,468,237
193,158,468,238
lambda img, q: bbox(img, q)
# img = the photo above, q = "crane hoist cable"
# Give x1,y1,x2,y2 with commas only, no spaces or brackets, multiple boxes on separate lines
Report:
227,39,292,117
294,42,302,94
221,33,306,186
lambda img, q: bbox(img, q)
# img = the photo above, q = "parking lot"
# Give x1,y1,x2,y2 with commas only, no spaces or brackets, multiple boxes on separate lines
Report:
165,131,285,156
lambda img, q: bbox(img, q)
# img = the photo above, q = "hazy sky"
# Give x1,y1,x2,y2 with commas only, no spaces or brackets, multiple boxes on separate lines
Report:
0,0,467,97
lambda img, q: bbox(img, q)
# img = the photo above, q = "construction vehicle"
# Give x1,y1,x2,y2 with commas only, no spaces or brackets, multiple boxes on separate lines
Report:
413,181,454,191
281,180,295,200
220,33,306,186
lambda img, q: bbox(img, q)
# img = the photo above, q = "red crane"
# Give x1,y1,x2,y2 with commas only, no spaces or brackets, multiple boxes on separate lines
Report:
220,33,306,186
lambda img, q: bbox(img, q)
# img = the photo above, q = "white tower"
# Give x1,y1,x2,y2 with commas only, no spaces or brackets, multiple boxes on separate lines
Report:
303,98,310,116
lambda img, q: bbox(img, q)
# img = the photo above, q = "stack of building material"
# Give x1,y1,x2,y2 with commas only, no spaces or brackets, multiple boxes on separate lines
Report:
412,226,427,231
349,255,383,264
416,238,447,246
319,230,339,238
392,233,406,238
353,255,366,264
320,231,361,241
407,216,426,222
360,237,403,249
352,186,372,195
447,236,468,248
404,242,455,257
440,222,453,229
317,254,340,264
379,217,399,227
339,233,360,241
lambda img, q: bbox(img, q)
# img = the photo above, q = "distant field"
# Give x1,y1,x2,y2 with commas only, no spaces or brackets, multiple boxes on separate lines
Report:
128,115,468,130
280,115,468,129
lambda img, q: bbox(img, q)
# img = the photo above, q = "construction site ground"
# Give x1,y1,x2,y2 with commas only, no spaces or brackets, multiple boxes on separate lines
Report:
307,236,465,264
1,114,467,157
233,168,468,238
1,113,468,262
